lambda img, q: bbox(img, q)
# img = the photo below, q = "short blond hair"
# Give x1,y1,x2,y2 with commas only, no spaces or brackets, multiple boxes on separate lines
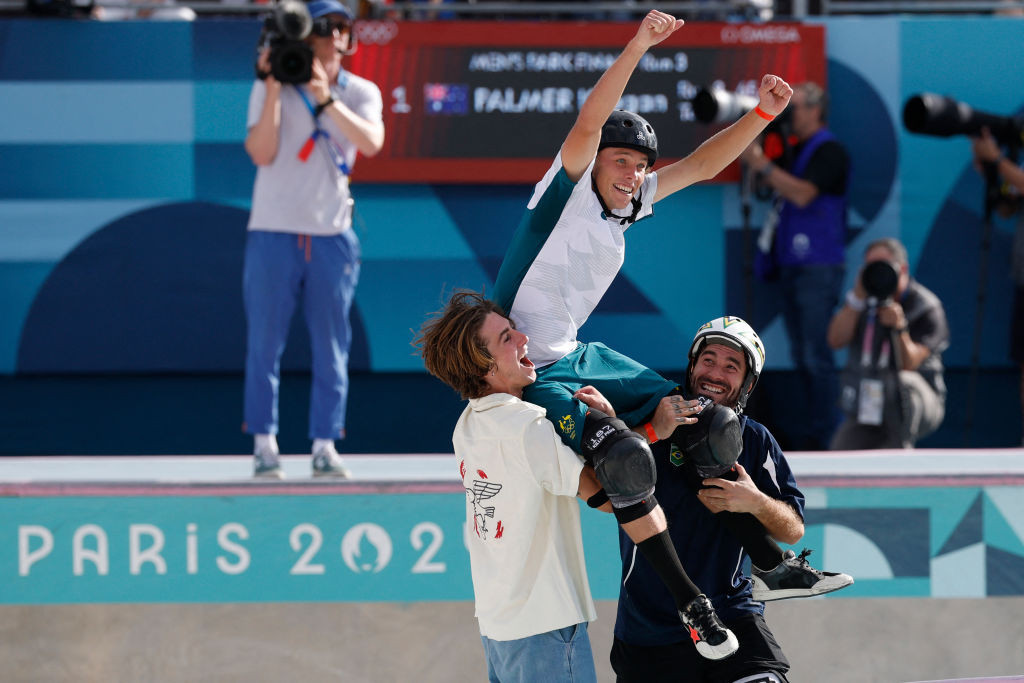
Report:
414,290,505,399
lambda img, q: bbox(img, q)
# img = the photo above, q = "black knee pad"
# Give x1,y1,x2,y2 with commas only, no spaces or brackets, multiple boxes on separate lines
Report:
612,494,659,525
581,409,657,505
670,400,743,479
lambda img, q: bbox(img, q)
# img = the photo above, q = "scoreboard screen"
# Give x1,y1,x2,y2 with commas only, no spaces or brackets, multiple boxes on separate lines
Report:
347,22,825,183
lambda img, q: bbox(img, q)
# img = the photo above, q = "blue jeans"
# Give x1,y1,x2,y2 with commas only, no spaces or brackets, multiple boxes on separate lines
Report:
481,622,597,683
779,264,844,448
243,230,360,440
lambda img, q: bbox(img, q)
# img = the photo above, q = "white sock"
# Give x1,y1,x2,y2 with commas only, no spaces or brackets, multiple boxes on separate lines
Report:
254,433,278,454
312,438,334,454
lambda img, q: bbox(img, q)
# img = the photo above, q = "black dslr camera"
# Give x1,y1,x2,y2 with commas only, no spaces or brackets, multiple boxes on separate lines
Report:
861,260,900,303
257,0,315,85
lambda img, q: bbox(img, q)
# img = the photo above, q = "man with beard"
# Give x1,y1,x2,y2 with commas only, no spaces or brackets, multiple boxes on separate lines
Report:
611,316,851,682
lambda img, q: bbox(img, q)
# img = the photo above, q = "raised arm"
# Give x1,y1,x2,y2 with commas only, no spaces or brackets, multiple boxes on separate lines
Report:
309,58,385,157
654,74,793,201
743,142,821,208
828,265,867,349
560,11,684,181
245,51,283,166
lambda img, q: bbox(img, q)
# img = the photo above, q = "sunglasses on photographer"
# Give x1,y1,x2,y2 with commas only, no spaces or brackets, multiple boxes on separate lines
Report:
311,16,352,37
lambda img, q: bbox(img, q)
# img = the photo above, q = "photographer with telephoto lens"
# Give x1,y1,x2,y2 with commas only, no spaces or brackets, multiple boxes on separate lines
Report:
971,127,1024,446
827,237,950,449
740,82,850,451
243,0,384,479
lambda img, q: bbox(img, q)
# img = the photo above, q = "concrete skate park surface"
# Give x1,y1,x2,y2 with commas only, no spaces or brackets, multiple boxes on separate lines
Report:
1,598,1022,682
2,450,1023,682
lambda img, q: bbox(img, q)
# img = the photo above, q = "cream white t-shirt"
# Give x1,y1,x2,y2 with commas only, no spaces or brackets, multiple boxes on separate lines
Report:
453,392,597,641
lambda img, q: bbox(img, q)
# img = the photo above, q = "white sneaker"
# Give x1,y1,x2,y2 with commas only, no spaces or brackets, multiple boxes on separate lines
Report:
751,548,854,601
253,443,284,479
312,442,352,478
678,594,739,661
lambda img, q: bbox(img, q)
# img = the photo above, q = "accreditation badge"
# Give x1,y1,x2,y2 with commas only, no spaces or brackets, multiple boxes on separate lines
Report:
857,378,885,426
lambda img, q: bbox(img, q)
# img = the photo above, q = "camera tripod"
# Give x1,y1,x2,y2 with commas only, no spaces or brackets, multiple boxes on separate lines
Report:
963,161,1003,446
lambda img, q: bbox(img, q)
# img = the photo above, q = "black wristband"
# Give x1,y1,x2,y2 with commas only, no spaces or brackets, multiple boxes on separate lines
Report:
314,95,335,116
586,489,609,509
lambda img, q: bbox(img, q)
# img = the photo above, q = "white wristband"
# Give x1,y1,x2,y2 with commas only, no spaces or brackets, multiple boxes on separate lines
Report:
846,290,866,312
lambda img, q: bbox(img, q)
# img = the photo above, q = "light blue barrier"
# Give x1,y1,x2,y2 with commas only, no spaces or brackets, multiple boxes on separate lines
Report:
4,474,1022,604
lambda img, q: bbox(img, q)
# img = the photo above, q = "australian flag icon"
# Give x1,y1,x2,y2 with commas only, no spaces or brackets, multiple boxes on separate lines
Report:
424,83,469,115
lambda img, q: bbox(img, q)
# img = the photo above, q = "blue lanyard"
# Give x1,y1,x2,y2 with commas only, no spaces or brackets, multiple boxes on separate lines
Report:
295,86,351,177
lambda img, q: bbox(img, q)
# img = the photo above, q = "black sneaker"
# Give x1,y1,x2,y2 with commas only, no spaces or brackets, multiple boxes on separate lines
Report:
751,548,854,601
678,594,739,660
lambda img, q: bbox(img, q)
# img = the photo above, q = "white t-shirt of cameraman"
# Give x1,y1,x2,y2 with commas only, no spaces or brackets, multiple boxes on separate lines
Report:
246,68,383,237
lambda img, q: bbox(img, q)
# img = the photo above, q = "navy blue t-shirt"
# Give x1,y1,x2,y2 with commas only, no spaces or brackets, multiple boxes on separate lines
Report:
614,416,805,646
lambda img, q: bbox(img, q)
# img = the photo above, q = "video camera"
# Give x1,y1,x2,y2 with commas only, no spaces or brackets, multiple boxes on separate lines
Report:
903,93,1024,150
257,0,315,85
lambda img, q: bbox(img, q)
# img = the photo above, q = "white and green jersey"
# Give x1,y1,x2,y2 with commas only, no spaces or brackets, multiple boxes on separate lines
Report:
492,153,658,367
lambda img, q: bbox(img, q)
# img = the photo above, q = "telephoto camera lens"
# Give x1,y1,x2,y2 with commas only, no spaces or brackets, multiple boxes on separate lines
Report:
861,260,900,301
693,87,759,124
903,92,1024,148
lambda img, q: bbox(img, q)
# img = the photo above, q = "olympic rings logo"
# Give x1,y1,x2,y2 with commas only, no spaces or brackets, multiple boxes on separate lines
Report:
356,21,399,45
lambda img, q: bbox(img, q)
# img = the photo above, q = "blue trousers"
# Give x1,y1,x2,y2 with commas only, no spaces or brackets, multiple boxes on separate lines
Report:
243,230,360,440
481,622,597,683
779,264,844,448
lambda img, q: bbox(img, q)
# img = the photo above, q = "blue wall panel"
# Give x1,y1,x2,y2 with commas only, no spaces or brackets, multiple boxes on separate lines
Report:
0,16,1021,386
0,20,194,80
0,144,195,200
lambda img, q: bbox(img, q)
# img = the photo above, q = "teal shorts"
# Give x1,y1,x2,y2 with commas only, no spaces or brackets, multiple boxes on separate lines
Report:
523,342,680,453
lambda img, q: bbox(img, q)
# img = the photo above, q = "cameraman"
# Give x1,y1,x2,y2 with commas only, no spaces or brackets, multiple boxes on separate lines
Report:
741,82,850,451
971,128,1024,446
826,238,949,449
244,0,384,478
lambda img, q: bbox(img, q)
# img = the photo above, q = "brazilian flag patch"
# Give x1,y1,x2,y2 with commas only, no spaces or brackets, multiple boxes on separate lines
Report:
669,443,685,467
